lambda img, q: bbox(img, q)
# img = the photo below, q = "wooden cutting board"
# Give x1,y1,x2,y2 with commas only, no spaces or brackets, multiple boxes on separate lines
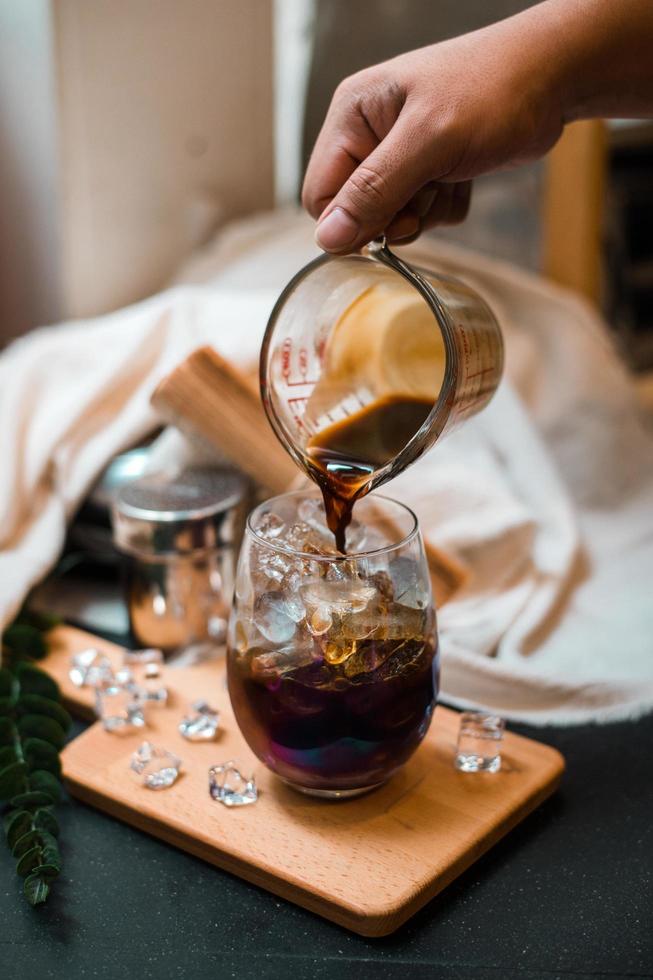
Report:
50,626,564,937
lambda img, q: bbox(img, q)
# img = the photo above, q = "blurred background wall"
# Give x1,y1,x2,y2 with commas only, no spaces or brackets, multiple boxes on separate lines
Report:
0,0,274,342
0,0,61,341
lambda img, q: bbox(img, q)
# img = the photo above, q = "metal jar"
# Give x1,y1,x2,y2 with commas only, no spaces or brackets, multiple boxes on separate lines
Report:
112,468,248,658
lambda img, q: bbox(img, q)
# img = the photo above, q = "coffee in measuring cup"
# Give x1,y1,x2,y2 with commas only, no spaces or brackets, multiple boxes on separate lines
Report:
260,239,503,550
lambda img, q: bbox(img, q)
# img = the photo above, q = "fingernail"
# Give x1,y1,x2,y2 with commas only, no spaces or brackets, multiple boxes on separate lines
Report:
315,207,359,251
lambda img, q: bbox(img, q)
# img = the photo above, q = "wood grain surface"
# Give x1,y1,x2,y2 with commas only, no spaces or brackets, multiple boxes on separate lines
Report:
54,627,564,936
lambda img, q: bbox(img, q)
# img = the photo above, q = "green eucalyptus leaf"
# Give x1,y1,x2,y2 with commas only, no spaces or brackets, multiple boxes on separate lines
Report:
23,871,50,905
0,745,17,768
17,714,65,750
31,862,60,881
22,738,62,777
0,761,28,800
17,695,72,733
3,624,47,660
0,717,14,746
12,829,42,858
1,617,63,908
15,663,60,700
16,844,42,877
29,770,62,803
15,608,61,633
10,790,56,809
39,831,61,870
5,809,32,848
33,808,59,837
0,667,13,697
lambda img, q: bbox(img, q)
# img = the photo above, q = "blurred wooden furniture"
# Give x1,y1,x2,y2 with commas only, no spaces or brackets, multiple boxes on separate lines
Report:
542,119,653,408
542,120,608,305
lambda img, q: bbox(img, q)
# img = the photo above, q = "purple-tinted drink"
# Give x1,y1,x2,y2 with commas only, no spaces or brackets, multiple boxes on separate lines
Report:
229,634,438,793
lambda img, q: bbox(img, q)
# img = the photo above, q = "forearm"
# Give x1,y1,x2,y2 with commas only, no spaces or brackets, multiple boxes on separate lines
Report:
519,0,653,121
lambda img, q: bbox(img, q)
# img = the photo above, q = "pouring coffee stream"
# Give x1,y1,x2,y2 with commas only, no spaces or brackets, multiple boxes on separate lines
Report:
260,239,504,552
305,394,435,552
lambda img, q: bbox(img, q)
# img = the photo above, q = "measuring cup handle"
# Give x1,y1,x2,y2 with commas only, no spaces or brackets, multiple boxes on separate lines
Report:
367,236,387,253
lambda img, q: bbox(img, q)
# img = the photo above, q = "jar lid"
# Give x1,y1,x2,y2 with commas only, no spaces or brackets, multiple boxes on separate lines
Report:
112,467,247,556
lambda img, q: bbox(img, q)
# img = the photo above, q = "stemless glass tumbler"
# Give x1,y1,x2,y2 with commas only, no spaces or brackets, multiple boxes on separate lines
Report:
227,490,439,797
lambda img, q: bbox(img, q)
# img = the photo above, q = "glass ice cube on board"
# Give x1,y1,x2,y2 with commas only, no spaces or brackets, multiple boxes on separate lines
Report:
208,761,258,807
179,701,220,741
130,742,181,789
455,712,505,772
118,657,167,705
114,666,136,687
69,649,114,689
96,685,146,733
141,678,168,706
123,648,164,666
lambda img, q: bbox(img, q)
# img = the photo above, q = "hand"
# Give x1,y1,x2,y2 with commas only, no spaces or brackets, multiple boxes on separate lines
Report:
302,10,567,253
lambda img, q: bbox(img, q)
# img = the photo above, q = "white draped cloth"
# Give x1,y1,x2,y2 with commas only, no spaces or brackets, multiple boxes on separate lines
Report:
1,209,652,725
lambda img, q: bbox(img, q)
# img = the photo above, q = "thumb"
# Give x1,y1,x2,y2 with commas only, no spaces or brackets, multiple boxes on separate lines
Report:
315,115,427,253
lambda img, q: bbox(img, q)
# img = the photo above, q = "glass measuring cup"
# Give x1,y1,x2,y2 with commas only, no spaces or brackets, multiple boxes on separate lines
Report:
259,240,503,540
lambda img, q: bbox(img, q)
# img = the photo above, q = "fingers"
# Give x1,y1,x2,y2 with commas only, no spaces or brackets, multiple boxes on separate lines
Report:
385,210,421,243
310,140,473,252
383,182,438,242
313,112,430,253
411,183,439,218
302,81,381,220
418,181,473,231
303,75,473,253
385,180,473,244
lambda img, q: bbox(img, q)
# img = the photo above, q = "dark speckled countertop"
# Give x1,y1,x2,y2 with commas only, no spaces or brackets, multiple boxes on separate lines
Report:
2,709,652,980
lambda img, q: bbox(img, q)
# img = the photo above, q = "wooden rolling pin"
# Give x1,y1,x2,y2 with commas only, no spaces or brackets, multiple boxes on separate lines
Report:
152,347,299,494
151,346,467,605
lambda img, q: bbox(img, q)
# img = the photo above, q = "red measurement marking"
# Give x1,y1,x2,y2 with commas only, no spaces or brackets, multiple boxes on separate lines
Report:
285,377,320,387
281,338,292,381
